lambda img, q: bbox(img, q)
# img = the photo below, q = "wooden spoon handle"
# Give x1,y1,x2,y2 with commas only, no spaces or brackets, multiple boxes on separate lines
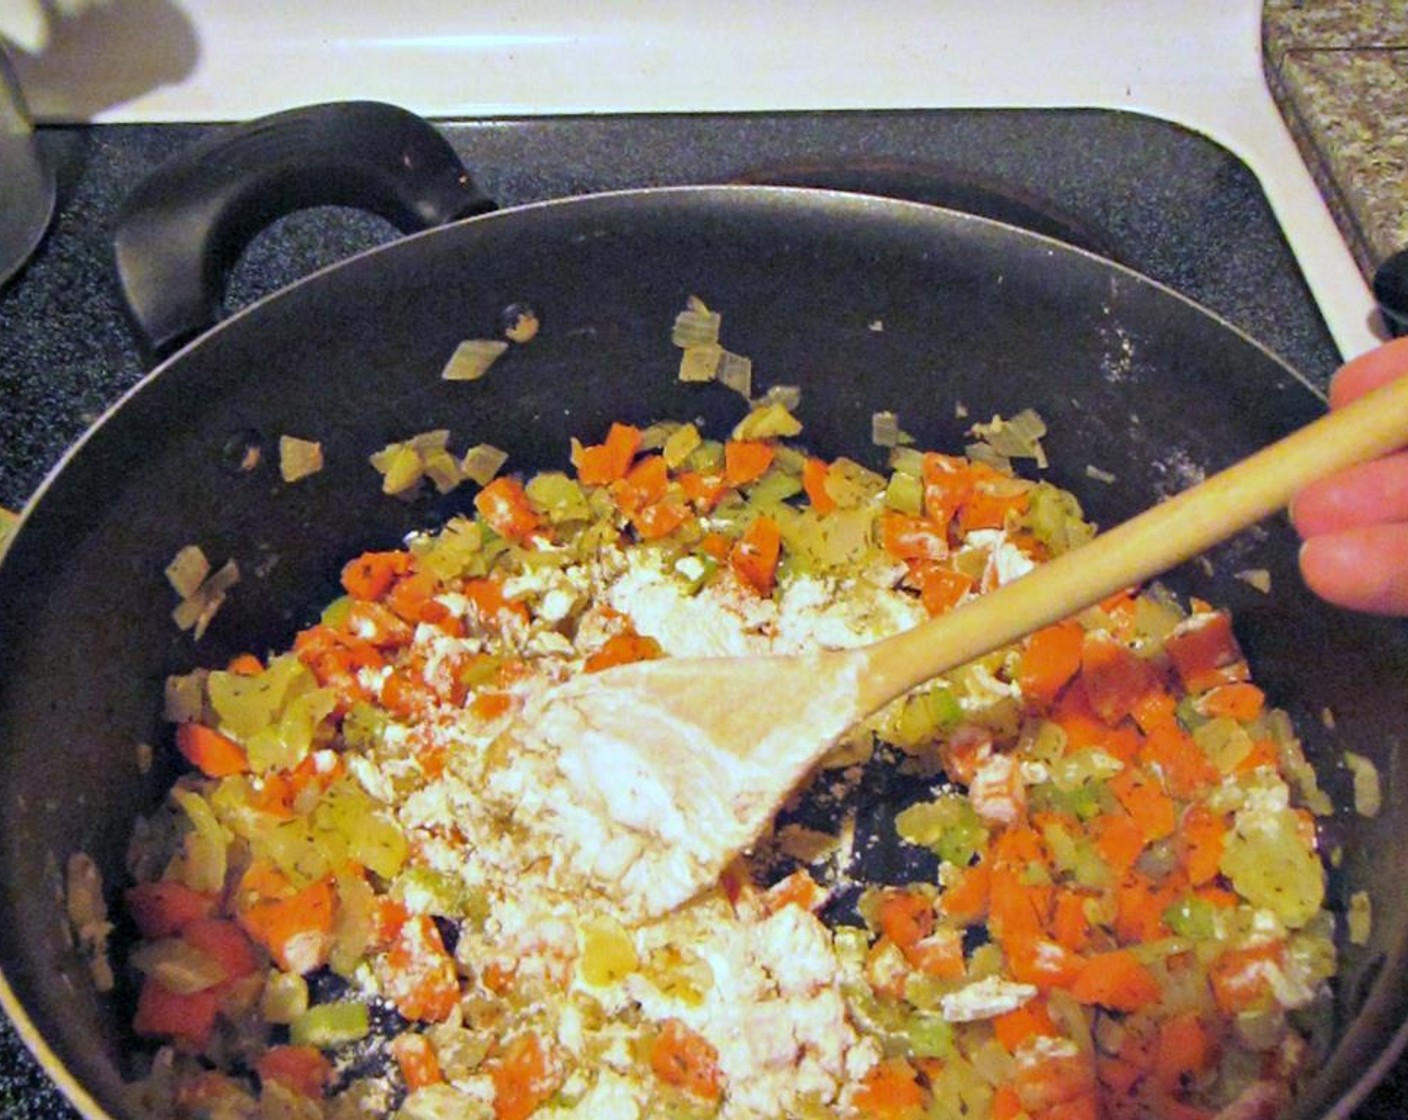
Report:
860,372,1408,708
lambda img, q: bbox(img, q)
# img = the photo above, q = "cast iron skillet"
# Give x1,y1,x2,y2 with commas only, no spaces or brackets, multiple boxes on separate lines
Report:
0,102,1404,1120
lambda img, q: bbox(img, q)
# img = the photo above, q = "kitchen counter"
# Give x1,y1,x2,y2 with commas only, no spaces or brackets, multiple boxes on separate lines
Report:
1264,0,1408,283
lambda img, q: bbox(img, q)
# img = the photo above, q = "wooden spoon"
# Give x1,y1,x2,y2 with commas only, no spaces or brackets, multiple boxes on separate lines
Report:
519,373,1408,919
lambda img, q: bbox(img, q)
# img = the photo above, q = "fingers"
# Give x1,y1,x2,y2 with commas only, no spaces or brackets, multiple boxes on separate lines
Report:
1299,523,1408,615
1290,450,1408,537
1327,335,1408,409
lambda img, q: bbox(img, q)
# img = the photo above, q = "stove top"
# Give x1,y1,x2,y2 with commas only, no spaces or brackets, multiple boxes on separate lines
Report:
0,4,1400,1117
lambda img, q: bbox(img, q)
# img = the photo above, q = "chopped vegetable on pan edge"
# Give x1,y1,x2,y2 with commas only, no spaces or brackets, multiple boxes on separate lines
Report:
120,309,1342,1120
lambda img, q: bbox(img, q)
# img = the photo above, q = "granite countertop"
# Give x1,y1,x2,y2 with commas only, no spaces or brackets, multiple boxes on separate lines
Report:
1264,0,1408,282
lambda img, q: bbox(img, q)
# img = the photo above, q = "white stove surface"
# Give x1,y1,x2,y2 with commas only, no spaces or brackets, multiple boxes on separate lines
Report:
1,0,1381,358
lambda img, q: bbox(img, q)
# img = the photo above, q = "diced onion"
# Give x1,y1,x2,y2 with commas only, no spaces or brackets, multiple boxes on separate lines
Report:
461,444,509,487
671,296,721,348
442,339,510,381
279,435,324,482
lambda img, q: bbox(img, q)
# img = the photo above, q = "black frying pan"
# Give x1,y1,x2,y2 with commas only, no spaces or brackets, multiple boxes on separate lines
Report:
0,103,1404,1120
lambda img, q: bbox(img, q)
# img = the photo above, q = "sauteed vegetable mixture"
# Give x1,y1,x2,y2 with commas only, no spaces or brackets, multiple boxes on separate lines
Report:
122,351,1339,1119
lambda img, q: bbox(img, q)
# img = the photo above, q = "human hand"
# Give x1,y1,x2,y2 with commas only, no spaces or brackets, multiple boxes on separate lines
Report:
1292,336,1408,615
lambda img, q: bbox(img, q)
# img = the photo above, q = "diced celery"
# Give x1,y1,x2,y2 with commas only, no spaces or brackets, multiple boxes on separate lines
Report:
684,439,725,473
290,1000,371,1047
895,793,986,867
883,471,924,516
890,685,964,749
525,471,591,524
906,1012,955,1059
1024,482,1095,555
261,969,310,1024
748,468,803,507
1164,895,1218,940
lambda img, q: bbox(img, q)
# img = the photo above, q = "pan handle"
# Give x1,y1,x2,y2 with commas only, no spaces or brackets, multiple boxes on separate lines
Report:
112,101,496,361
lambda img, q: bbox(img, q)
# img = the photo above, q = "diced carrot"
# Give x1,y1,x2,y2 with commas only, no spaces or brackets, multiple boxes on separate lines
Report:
175,722,249,778
851,1058,927,1120
1198,682,1265,722
390,1032,444,1091
921,453,975,528
918,564,974,616
1044,1097,1100,1120
650,1019,723,1103
584,631,664,673
1052,888,1093,954
957,481,1030,534
1131,688,1180,735
677,470,730,512
1139,722,1217,801
1092,812,1146,877
992,1084,1026,1120
939,863,990,925
345,599,415,648
729,515,782,596
1163,611,1249,694
1109,767,1177,842
489,1031,561,1120
1097,1055,1144,1098
341,550,412,601
475,477,543,544
631,498,692,540
722,440,775,487
1208,943,1281,1014
1234,738,1280,775
802,457,836,514
384,569,443,625
126,881,218,939
182,918,259,983
993,997,1058,1053
1113,872,1182,944
880,511,949,562
699,531,732,562
1178,804,1227,887
1153,1012,1217,1096
906,927,966,979
989,864,1049,946
133,976,220,1049
763,868,828,914
1005,932,1085,991
1080,631,1160,726
256,1045,332,1100
380,667,432,720
1070,948,1162,1012
612,454,670,514
470,691,514,721
1019,620,1085,708
1012,1037,1098,1115
227,652,264,676
572,422,642,485
876,889,935,949
381,914,460,1023
238,877,336,975
462,577,529,623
